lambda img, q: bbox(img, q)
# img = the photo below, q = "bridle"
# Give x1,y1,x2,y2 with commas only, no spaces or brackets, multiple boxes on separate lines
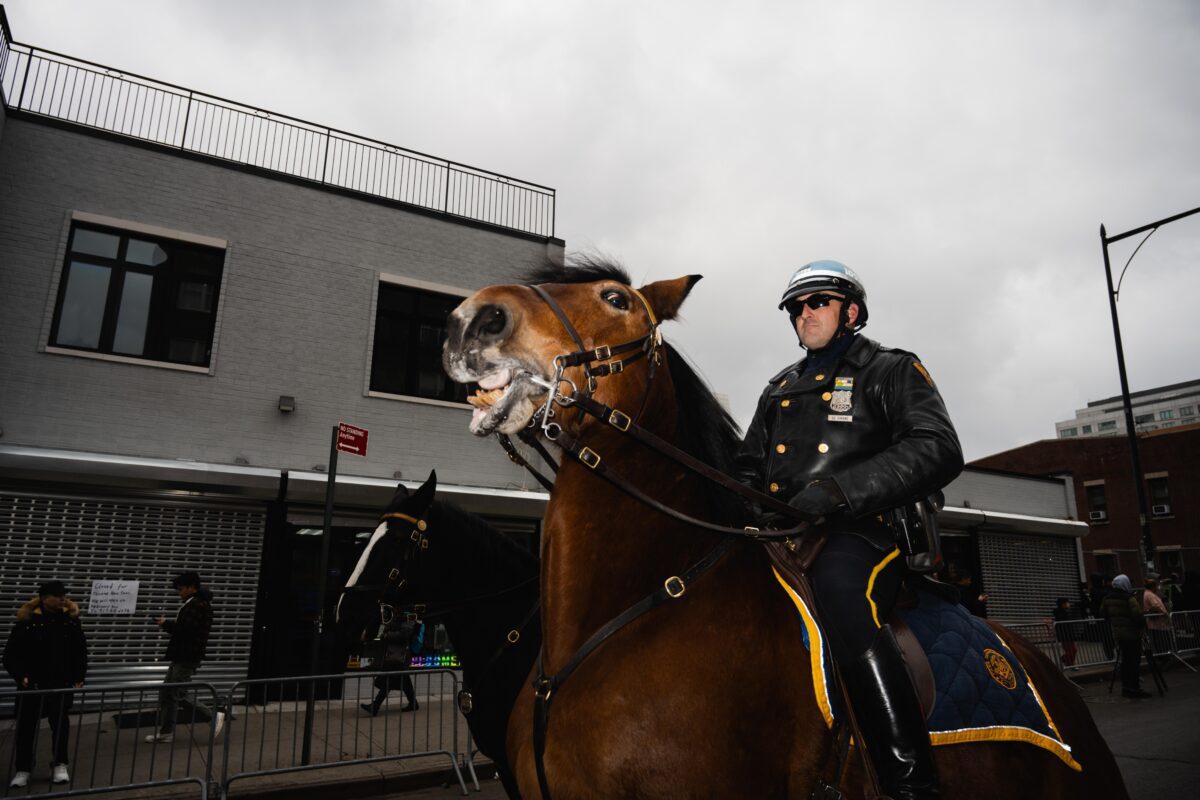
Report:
364,508,536,629
518,280,813,538
510,280,822,800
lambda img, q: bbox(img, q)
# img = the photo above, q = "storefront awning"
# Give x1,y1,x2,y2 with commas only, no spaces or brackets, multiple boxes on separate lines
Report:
939,505,1089,538
0,444,549,518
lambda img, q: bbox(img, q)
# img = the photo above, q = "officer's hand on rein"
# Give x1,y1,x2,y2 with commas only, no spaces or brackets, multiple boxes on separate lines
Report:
757,481,845,529
783,480,847,526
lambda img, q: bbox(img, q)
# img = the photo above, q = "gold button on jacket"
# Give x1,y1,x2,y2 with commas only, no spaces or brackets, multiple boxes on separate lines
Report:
733,335,963,543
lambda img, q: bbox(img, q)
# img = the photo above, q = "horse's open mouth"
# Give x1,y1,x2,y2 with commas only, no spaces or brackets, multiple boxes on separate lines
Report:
465,368,546,436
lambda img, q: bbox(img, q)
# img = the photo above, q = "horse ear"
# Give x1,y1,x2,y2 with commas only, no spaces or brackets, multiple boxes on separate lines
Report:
391,482,411,502
413,470,437,508
637,275,702,322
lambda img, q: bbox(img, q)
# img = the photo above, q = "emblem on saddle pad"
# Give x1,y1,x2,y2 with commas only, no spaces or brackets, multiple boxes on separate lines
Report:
983,648,1018,690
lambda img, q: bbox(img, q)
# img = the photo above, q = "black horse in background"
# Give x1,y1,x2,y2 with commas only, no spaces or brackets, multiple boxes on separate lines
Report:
335,471,540,799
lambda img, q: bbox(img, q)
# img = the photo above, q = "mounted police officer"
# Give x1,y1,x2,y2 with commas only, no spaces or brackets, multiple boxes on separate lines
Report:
736,261,962,800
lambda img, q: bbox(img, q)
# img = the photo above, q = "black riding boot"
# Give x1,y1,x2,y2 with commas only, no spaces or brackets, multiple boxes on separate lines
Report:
841,625,939,800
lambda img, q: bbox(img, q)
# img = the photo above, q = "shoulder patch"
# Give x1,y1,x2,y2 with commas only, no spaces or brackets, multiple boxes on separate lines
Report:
912,361,935,387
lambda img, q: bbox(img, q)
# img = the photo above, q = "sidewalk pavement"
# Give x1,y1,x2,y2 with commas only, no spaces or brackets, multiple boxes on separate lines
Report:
3,659,1194,800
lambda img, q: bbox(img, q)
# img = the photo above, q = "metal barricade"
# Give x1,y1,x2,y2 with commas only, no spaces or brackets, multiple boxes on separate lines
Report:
1051,618,1117,673
0,682,218,799
218,669,467,799
1004,622,1062,669
1171,610,1200,656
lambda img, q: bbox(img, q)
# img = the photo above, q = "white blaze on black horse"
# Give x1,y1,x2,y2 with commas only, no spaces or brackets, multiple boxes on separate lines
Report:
442,258,1129,800
335,472,540,800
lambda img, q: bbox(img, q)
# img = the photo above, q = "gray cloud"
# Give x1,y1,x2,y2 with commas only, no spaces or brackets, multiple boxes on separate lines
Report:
8,0,1199,460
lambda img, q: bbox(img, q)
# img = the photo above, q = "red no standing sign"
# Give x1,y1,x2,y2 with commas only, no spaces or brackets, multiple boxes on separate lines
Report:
336,422,368,457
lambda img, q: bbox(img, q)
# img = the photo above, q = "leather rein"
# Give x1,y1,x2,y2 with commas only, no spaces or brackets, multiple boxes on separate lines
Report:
512,282,819,800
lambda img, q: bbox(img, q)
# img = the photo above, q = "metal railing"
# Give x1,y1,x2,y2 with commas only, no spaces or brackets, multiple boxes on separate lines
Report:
0,682,220,799
0,11,555,238
218,670,468,799
1009,611,1200,674
0,670,483,800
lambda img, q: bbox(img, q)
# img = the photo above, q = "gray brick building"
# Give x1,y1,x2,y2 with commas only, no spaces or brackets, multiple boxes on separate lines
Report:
0,10,554,687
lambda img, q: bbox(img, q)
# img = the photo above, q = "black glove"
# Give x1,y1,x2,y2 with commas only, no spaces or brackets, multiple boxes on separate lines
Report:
757,480,847,530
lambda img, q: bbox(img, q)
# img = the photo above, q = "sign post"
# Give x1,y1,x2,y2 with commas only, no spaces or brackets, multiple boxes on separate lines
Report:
302,422,368,765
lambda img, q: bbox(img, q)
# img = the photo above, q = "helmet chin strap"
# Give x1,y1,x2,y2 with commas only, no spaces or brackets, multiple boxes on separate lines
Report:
792,300,856,351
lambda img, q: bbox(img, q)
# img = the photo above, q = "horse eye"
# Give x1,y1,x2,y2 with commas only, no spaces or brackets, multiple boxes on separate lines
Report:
601,289,629,310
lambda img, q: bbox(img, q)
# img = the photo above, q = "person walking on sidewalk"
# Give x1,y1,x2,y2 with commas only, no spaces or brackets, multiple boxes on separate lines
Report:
4,581,88,788
1101,574,1151,699
362,619,425,715
145,572,221,742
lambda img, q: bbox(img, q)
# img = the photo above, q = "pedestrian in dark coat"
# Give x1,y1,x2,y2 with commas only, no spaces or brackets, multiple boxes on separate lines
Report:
1101,574,1150,699
3,581,87,787
146,572,218,742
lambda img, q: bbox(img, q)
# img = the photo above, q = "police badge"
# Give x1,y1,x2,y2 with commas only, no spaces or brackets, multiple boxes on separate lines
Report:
829,390,853,413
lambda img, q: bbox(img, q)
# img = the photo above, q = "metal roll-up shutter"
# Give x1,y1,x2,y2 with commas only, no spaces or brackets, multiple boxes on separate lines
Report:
978,531,1080,623
486,516,540,556
0,490,265,699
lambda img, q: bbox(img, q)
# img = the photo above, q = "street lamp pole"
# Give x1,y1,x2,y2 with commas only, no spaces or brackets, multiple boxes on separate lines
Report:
1099,204,1200,573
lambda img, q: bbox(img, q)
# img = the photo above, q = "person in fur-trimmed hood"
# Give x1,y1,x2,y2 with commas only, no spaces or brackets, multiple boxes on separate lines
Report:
3,580,88,787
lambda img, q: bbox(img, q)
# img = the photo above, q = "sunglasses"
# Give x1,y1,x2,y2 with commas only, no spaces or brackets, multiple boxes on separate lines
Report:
786,293,843,315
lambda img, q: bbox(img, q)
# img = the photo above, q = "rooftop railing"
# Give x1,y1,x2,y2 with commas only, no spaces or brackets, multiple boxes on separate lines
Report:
0,8,555,238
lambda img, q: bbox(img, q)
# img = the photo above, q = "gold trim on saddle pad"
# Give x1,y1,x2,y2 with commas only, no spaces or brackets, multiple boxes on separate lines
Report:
771,566,1083,772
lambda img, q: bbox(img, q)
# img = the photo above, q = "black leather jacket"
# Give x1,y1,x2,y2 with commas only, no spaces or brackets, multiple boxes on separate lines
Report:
736,335,963,538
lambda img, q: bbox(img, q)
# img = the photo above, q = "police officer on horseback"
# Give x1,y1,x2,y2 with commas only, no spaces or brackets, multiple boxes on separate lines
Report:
736,261,963,800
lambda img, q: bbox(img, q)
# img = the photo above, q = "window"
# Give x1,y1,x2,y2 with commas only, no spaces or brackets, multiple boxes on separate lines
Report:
1098,420,1117,431
1085,483,1108,523
1134,413,1153,425
1094,552,1119,578
1181,406,1195,417
50,223,224,367
1148,476,1171,516
370,281,468,403
1060,427,1078,438
1081,424,1093,434
1159,409,1174,420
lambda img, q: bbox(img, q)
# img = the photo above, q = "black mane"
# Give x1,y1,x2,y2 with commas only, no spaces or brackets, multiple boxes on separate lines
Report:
523,254,632,287
524,255,746,525
432,501,537,573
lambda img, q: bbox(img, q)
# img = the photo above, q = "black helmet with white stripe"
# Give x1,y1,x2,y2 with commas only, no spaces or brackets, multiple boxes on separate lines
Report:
779,260,869,331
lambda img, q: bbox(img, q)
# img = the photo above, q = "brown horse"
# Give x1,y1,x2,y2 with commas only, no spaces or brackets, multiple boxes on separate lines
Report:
442,258,1127,799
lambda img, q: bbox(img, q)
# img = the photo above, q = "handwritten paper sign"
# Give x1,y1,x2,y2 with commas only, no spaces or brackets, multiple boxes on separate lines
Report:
89,580,140,615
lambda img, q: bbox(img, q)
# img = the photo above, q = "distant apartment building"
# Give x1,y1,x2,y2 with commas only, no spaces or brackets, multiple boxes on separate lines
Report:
1055,378,1200,439
970,424,1200,588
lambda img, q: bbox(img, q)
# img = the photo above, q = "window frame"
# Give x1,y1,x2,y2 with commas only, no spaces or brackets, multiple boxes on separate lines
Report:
45,213,228,371
365,273,472,407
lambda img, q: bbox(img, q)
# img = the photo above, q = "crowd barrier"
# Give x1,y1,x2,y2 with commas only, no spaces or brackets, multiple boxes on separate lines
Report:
1008,611,1199,675
0,681,220,798
3,615,1198,798
0,670,477,800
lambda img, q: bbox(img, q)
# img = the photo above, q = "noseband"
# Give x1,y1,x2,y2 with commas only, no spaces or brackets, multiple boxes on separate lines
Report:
374,510,430,626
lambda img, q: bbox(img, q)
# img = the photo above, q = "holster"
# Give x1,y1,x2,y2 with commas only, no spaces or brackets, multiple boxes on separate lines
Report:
887,492,944,574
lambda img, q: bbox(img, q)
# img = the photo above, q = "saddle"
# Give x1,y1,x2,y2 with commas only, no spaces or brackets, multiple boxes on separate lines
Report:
766,535,939,721
767,534,1081,792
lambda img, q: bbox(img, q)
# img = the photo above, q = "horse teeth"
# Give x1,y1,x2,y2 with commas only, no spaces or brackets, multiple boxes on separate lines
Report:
468,388,505,408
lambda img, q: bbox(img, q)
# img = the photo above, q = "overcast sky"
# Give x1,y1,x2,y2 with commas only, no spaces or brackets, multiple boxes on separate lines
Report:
7,0,1199,461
